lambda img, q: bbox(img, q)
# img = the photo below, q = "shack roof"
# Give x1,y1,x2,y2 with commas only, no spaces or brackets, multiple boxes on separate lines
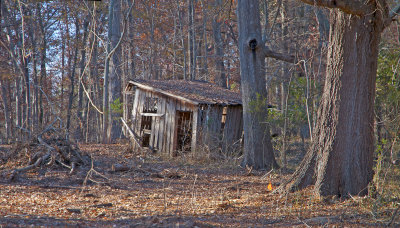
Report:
126,79,242,105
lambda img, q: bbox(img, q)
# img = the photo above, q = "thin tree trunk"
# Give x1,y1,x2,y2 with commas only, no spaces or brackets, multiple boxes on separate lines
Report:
280,0,289,169
76,14,90,141
212,0,226,88
0,80,11,143
201,0,208,79
128,2,135,78
103,0,115,143
187,0,194,80
60,22,65,121
37,3,46,128
15,77,22,140
27,8,38,130
179,2,187,80
109,0,122,141
67,18,80,135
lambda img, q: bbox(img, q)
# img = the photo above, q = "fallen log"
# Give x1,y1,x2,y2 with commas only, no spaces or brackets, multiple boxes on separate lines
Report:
111,163,130,172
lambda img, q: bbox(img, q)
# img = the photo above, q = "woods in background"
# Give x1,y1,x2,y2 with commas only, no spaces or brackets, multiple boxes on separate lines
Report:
0,0,399,192
0,0,328,143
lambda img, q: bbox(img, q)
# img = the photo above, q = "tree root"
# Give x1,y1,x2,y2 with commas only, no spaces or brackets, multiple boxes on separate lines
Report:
274,146,317,196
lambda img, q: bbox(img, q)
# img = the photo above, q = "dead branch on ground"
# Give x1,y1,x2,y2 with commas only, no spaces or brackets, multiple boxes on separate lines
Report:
3,118,90,181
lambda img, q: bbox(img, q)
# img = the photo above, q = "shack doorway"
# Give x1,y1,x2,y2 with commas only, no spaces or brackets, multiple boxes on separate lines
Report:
175,111,193,153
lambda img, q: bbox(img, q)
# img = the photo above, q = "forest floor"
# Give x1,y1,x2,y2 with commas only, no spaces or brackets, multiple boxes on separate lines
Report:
1,143,399,227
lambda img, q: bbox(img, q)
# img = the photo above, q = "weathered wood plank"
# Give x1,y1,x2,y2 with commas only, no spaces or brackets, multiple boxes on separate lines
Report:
152,94,161,151
158,96,166,154
169,99,176,156
222,106,241,153
191,106,198,154
131,89,139,127
136,90,146,139
149,92,156,149
205,105,223,150
121,117,142,149
140,113,164,117
164,99,172,155
132,89,142,151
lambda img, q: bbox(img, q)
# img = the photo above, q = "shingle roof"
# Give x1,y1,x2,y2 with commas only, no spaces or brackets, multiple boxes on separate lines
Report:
126,79,242,105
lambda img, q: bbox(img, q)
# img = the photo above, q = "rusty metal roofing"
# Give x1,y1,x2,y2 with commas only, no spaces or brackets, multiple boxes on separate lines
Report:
126,79,242,105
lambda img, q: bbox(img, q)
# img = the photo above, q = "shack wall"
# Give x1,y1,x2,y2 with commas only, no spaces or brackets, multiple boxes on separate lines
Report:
126,86,243,156
130,88,197,155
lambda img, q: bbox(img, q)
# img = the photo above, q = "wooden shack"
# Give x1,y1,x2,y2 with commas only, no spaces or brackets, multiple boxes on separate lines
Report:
123,79,243,155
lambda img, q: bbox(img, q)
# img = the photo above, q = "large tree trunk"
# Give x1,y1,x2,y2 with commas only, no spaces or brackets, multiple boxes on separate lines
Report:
280,8,385,197
237,0,279,170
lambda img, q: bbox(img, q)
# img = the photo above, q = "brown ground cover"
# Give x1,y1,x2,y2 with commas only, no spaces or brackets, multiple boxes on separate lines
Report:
1,143,399,227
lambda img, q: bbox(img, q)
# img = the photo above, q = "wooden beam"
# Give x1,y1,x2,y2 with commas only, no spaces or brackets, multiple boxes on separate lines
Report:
191,107,198,154
121,117,142,149
140,113,165,117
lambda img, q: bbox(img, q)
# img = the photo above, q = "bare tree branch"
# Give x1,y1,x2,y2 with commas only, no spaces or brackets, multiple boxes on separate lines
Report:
263,46,296,64
389,3,400,18
298,0,371,16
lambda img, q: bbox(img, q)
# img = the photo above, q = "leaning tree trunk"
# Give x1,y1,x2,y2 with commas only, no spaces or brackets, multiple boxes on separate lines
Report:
237,0,279,170
279,8,384,197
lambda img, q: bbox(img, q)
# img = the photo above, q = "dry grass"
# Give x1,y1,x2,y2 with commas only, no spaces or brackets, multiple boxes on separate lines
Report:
0,143,399,227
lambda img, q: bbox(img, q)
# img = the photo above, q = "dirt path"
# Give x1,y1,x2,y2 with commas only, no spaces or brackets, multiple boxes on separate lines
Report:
0,144,398,227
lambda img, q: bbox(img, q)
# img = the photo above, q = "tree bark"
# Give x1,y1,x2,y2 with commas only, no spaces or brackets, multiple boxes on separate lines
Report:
237,0,279,170
279,5,387,197
67,18,80,135
37,3,46,129
27,8,39,130
212,0,227,88
0,80,12,142
200,0,208,79
76,14,90,141
109,0,122,141
103,0,115,143
187,0,196,80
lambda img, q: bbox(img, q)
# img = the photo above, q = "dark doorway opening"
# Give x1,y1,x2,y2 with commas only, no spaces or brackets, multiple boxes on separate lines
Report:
176,111,193,152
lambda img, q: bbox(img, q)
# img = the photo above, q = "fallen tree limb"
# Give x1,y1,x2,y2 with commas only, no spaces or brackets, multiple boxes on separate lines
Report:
6,117,89,181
